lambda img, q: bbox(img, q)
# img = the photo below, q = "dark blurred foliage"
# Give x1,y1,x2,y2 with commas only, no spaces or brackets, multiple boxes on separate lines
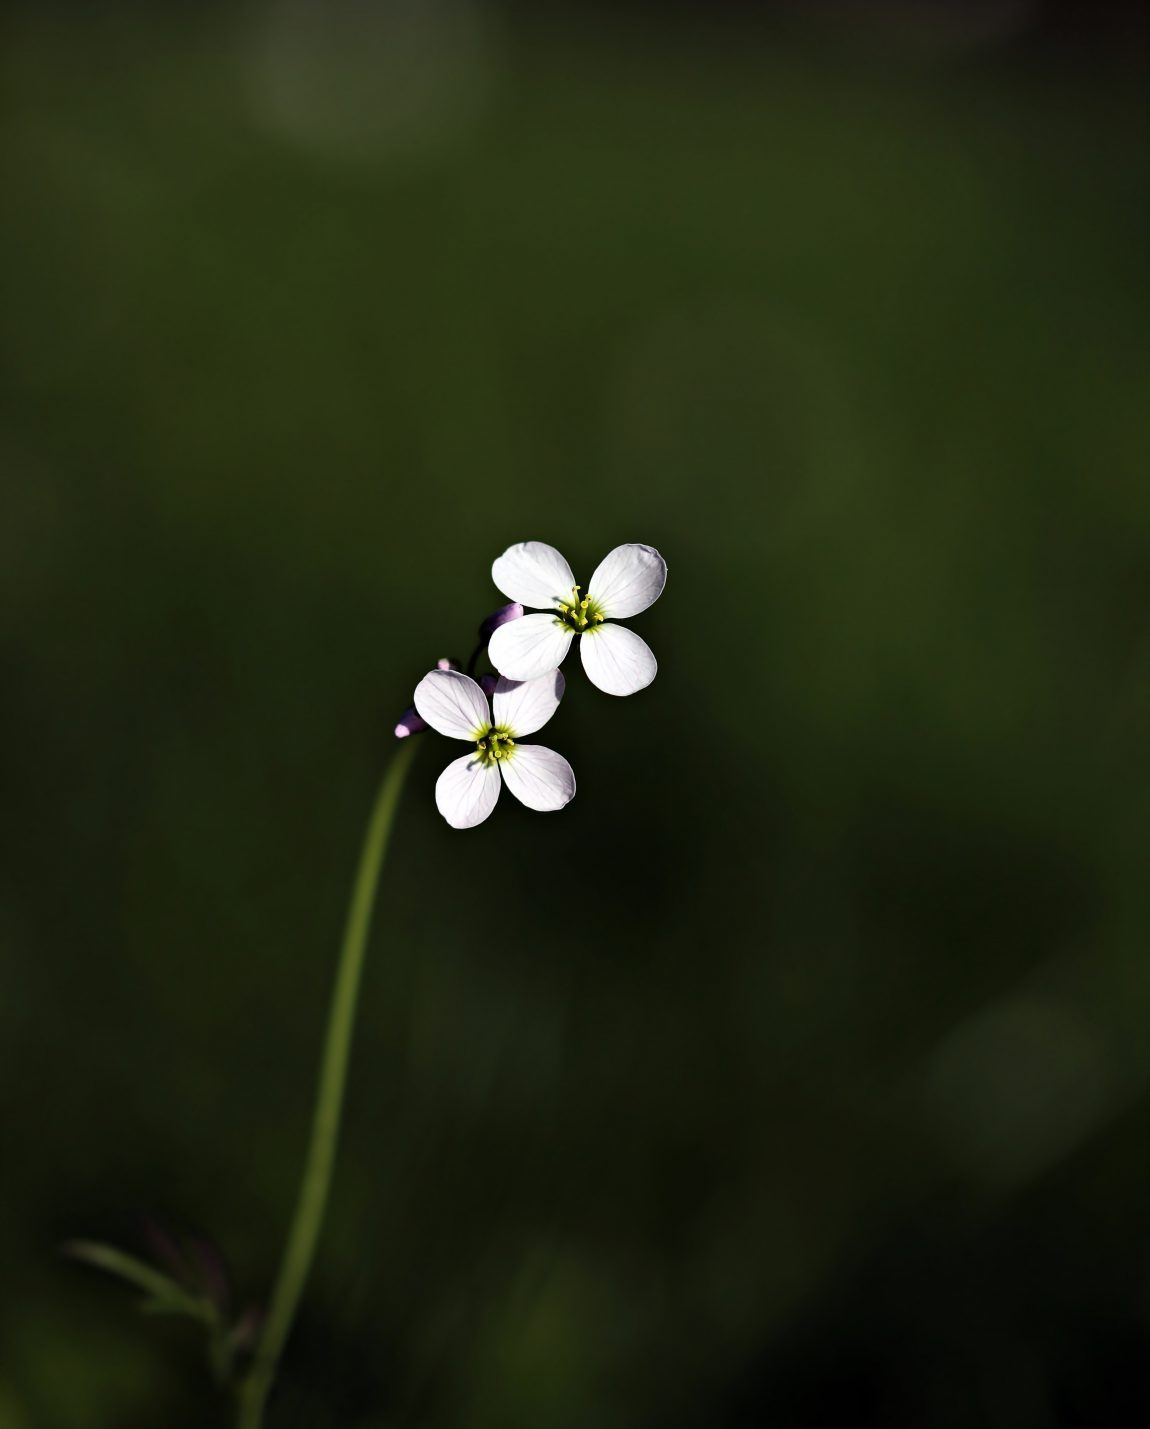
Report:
1,2,1148,1426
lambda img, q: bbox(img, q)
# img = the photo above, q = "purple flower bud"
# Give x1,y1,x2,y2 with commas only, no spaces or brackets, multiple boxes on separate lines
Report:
142,1218,231,1313
394,707,429,738
478,603,523,642
190,1236,232,1315
436,657,459,671
230,1305,264,1355
142,1219,188,1280
477,673,499,699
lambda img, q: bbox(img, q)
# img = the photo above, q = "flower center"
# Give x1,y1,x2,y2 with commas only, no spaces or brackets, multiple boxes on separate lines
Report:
475,726,516,767
555,584,606,634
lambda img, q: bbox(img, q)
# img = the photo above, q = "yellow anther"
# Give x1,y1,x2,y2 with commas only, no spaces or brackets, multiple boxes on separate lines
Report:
579,616,587,627
594,612,604,622
580,598,590,610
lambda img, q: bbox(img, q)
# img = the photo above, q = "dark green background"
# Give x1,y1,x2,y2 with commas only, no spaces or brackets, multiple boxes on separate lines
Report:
2,4,1148,1425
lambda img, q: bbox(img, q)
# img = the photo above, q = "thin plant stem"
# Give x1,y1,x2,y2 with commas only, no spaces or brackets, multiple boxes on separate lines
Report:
237,738,418,1429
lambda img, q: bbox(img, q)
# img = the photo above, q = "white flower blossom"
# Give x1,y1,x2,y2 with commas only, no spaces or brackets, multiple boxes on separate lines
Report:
487,542,667,696
413,667,575,829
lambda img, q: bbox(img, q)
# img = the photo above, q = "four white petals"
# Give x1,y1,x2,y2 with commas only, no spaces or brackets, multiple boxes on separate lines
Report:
415,542,666,827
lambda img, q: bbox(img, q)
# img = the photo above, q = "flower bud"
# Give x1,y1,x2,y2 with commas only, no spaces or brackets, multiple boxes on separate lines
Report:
477,603,523,642
394,707,428,738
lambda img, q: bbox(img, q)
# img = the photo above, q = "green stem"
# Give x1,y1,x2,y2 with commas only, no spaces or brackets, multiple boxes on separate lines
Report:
237,738,418,1429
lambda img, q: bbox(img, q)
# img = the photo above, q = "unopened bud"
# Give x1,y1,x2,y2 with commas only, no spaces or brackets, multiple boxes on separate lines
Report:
394,707,428,738
478,603,524,642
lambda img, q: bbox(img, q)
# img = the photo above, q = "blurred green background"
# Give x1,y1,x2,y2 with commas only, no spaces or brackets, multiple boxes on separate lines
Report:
2,2,1148,1425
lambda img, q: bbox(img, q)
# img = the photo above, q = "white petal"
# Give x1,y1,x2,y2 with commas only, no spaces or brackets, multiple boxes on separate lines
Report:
491,541,576,609
500,744,576,812
587,543,667,619
413,669,490,740
488,613,575,682
435,753,501,829
492,670,565,738
579,622,657,696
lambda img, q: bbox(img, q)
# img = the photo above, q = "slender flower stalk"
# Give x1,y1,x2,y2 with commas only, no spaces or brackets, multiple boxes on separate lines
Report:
236,737,418,1429
69,539,664,1424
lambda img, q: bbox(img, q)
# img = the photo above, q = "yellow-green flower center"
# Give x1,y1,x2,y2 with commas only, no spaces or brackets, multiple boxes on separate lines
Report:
555,584,606,634
475,726,516,767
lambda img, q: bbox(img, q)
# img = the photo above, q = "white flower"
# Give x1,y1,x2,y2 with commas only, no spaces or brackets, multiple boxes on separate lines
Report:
413,667,576,829
487,542,667,696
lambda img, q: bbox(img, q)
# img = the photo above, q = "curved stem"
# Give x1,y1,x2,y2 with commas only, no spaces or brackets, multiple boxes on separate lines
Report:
237,738,418,1429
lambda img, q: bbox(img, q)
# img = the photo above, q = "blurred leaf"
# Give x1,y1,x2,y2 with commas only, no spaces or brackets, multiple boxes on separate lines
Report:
63,1240,210,1321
